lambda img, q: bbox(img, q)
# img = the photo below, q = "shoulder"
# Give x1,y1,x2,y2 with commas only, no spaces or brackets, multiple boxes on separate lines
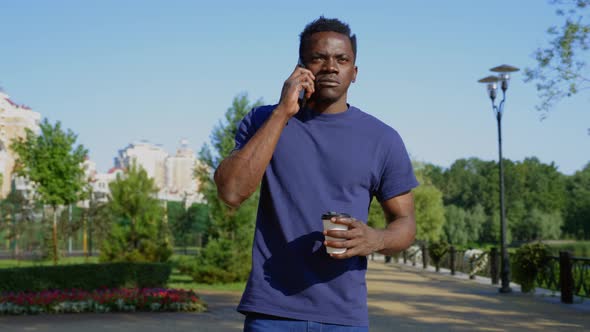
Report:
250,104,276,121
349,106,403,142
241,104,277,129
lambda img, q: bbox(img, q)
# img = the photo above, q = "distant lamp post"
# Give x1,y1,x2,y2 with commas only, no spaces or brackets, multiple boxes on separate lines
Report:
478,64,520,294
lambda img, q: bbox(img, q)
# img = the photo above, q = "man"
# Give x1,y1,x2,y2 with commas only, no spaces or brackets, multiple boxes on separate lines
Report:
214,17,418,331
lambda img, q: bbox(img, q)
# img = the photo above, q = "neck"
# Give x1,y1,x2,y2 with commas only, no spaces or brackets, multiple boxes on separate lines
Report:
308,96,348,114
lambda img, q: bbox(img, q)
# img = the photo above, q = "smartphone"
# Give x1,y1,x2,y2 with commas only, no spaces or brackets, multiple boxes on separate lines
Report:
297,59,307,109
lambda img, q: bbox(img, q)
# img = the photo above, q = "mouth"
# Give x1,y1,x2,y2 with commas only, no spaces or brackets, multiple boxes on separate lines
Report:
316,79,340,88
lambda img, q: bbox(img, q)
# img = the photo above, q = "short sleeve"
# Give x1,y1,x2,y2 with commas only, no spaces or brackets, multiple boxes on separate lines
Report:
375,130,419,202
233,105,275,151
234,109,256,151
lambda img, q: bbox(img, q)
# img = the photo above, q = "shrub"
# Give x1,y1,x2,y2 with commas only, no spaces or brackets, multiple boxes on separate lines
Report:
428,242,449,272
191,238,251,284
0,263,171,292
511,242,551,293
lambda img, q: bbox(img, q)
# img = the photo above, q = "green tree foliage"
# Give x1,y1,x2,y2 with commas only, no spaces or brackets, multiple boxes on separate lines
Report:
563,162,590,238
443,205,468,245
366,197,385,230
443,204,485,247
0,190,33,256
168,201,210,252
101,162,171,263
511,157,566,213
441,158,498,214
413,166,446,243
84,198,112,256
524,0,590,116
437,157,571,243
481,210,514,245
466,204,486,244
10,119,87,264
194,93,263,283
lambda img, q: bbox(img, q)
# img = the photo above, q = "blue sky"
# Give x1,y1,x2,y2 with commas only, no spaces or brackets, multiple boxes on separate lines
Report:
1,0,588,174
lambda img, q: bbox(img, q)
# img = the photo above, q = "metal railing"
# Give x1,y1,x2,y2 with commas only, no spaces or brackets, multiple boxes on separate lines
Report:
396,246,588,303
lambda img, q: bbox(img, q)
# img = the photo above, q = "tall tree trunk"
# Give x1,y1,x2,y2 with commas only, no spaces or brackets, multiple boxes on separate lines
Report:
131,217,137,249
53,206,58,265
68,204,72,255
88,214,93,256
83,215,88,258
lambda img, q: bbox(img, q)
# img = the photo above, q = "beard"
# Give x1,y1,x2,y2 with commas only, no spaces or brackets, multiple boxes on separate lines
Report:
310,90,342,105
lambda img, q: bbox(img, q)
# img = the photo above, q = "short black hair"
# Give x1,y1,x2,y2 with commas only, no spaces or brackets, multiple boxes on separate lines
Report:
299,16,357,63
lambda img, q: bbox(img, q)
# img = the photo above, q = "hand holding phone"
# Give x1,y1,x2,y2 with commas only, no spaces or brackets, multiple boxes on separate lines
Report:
277,61,315,118
297,59,307,109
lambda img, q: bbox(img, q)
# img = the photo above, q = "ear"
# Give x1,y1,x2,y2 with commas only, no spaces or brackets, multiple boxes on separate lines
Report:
352,66,358,83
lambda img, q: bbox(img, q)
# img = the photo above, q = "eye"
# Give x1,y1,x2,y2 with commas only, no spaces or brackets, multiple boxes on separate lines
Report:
311,56,323,63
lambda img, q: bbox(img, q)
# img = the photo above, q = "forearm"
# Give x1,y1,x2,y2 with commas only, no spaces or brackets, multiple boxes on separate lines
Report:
377,216,416,256
214,107,290,208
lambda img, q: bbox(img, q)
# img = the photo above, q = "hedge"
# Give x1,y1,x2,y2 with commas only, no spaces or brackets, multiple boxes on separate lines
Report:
0,263,171,292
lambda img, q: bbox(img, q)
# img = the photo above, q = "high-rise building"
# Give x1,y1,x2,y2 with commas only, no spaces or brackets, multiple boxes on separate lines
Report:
0,90,41,198
164,139,201,203
115,140,169,189
113,139,202,205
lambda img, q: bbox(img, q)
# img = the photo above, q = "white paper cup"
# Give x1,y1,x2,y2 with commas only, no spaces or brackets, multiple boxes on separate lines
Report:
322,212,351,254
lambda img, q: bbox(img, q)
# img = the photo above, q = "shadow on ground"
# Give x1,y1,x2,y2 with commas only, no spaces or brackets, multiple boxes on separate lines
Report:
367,262,589,332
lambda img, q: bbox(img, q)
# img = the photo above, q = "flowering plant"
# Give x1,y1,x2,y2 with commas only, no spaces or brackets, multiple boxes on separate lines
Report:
464,249,488,278
0,288,206,315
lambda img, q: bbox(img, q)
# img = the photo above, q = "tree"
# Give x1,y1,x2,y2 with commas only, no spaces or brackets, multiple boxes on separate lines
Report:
366,198,385,230
465,204,486,245
83,196,112,257
0,189,33,257
169,201,211,252
512,157,567,213
101,162,171,262
442,158,498,214
443,205,468,246
511,208,563,241
563,162,590,238
194,93,263,283
10,119,87,264
413,166,446,243
524,0,590,118
481,210,513,245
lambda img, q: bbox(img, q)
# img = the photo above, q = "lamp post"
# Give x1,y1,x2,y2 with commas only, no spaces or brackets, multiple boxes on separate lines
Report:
478,64,519,294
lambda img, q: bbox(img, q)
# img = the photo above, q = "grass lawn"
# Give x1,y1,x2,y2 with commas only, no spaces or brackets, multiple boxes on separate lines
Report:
544,240,590,257
0,256,99,269
167,269,246,292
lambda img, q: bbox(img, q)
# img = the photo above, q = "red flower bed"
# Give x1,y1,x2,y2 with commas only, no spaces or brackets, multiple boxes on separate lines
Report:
0,288,207,315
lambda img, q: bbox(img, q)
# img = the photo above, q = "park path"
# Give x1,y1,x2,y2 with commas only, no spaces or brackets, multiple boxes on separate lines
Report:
0,261,589,331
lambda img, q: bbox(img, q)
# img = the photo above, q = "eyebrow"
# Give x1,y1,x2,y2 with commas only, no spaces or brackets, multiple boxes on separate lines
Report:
309,51,351,58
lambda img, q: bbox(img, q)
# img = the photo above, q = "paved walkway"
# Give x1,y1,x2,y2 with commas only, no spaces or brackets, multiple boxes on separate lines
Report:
1,261,589,331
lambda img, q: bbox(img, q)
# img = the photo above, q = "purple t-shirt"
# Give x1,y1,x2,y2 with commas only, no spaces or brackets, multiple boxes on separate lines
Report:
235,105,418,326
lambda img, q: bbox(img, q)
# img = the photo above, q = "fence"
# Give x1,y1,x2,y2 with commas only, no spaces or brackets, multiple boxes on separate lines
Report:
395,245,590,304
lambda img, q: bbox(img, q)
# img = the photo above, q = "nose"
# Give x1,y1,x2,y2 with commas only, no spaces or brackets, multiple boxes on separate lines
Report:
322,57,339,73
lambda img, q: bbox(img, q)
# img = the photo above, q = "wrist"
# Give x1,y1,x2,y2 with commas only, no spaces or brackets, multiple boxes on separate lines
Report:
374,229,387,253
273,104,297,121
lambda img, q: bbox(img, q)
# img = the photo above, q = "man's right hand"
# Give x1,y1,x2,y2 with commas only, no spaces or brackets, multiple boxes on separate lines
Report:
276,65,316,118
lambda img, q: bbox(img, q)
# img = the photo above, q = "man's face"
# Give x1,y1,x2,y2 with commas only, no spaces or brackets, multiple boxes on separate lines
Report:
301,31,358,105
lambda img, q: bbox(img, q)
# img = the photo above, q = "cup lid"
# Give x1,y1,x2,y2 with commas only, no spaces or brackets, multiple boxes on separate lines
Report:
321,211,351,219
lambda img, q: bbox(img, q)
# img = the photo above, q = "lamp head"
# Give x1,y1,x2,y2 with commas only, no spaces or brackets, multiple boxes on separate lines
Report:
491,64,519,92
478,75,499,101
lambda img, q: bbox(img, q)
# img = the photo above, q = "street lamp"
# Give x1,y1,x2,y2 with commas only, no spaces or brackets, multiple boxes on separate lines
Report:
478,64,519,294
